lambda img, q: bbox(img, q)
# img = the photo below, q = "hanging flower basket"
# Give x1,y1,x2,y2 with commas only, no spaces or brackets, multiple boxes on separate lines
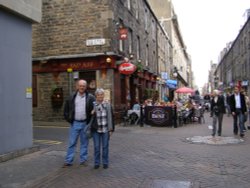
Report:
51,87,64,108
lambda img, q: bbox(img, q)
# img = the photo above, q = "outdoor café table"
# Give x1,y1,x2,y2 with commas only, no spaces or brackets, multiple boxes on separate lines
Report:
127,109,140,124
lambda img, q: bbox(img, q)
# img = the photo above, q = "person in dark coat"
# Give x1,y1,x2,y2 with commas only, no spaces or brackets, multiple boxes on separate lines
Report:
229,86,247,137
63,79,95,167
210,90,226,136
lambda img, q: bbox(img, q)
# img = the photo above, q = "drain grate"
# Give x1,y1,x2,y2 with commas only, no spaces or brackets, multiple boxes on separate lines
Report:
152,180,191,188
186,136,244,145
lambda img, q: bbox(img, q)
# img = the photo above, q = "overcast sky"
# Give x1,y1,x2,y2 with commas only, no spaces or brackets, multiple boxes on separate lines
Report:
171,0,250,89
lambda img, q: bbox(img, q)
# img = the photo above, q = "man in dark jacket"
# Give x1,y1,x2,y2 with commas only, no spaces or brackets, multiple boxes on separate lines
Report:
230,86,247,137
63,79,95,167
210,90,226,136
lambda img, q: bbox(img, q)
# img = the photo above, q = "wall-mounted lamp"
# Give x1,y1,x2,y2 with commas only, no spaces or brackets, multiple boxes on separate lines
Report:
106,57,112,63
67,68,73,73
129,54,134,60
172,66,178,78
173,72,178,78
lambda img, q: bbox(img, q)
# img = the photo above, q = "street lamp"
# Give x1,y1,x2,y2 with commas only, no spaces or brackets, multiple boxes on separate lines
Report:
172,67,178,78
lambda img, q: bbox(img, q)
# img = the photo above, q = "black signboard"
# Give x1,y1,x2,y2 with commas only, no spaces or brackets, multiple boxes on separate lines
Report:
144,106,173,126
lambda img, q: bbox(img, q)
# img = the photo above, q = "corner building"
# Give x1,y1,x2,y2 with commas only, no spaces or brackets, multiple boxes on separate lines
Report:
32,0,160,122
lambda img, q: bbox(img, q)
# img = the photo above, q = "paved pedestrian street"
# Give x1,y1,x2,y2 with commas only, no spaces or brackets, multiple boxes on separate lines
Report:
1,113,250,188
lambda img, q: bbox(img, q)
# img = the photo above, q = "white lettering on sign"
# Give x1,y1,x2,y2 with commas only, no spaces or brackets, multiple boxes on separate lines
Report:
152,114,165,119
119,64,135,71
86,38,106,46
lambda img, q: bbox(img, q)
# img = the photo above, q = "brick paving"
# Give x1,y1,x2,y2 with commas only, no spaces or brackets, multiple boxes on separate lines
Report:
1,112,250,188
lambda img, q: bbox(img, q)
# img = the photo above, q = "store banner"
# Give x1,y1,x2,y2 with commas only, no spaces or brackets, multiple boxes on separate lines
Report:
144,106,173,126
166,79,177,89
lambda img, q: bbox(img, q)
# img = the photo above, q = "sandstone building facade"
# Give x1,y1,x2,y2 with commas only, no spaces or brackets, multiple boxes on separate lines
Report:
32,0,171,122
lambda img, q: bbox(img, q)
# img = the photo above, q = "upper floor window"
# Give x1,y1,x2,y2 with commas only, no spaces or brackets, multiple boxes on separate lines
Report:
136,36,140,59
135,1,139,19
127,0,131,10
151,19,156,41
144,8,148,32
146,44,149,66
128,28,133,54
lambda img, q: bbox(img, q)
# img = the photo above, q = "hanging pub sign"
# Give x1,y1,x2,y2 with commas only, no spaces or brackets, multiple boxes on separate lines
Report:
118,62,137,75
119,28,128,40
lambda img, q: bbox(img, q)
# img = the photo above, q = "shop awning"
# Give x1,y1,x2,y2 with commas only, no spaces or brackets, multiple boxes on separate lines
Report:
166,79,177,89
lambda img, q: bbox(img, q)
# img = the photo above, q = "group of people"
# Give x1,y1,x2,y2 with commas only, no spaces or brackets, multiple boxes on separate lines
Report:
61,81,249,170
63,79,115,169
210,86,250,138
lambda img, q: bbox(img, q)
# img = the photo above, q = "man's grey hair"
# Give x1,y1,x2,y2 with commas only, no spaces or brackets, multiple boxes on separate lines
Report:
213,89,219,95
95,88,105,95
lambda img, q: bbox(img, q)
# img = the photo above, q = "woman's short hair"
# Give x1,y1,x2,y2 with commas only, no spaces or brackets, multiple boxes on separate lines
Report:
95,88,105,95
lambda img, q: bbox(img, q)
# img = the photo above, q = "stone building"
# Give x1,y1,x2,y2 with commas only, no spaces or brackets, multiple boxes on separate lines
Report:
215,16,250,93
32,0,169,122
148,0,192,100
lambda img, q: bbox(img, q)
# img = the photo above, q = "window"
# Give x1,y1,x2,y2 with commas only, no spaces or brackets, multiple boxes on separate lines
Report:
144,9,148,31
127,0,131,10
136,36,140,59
135,1,139,19
128,28,133,54
118,19,125,52
151,20,156,41
146,44,149,67
119,40,124,52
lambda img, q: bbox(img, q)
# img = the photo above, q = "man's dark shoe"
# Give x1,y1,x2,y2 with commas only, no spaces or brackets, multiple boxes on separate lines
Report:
103,164,109,169
80,161,88,167
240,133,244,138
94,165,100,169
211,133,215,137
62,163,72,168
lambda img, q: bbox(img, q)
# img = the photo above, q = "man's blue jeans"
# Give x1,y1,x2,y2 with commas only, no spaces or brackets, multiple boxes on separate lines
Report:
92,131,109,166
233,109,245,135
65,121,89,164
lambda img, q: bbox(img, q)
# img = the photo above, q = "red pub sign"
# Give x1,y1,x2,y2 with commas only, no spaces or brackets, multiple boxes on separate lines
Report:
119,28,128,40
118,62,137,75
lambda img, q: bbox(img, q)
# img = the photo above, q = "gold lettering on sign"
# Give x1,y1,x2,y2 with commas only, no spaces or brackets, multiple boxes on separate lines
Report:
68,62,95,70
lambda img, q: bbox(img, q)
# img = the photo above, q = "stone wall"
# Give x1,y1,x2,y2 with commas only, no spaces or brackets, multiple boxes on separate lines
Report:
32,0,112,57
33,72,69,121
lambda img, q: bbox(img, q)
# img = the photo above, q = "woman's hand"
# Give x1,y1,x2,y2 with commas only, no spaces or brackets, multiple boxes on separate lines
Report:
109,131,113,137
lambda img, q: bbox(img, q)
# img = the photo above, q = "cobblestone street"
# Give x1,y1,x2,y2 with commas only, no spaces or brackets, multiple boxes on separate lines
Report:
1,113,250,188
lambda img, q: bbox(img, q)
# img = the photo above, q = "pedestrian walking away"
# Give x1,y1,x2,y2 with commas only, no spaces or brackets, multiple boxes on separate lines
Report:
63,79,95,167
229,86,247,138
91,88,115,169
226,92,232,116
210,89,225,136
241,90,250,130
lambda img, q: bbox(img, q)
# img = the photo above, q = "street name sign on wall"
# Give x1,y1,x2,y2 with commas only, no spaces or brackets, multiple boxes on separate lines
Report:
86,38,105,46
144,106,173,126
